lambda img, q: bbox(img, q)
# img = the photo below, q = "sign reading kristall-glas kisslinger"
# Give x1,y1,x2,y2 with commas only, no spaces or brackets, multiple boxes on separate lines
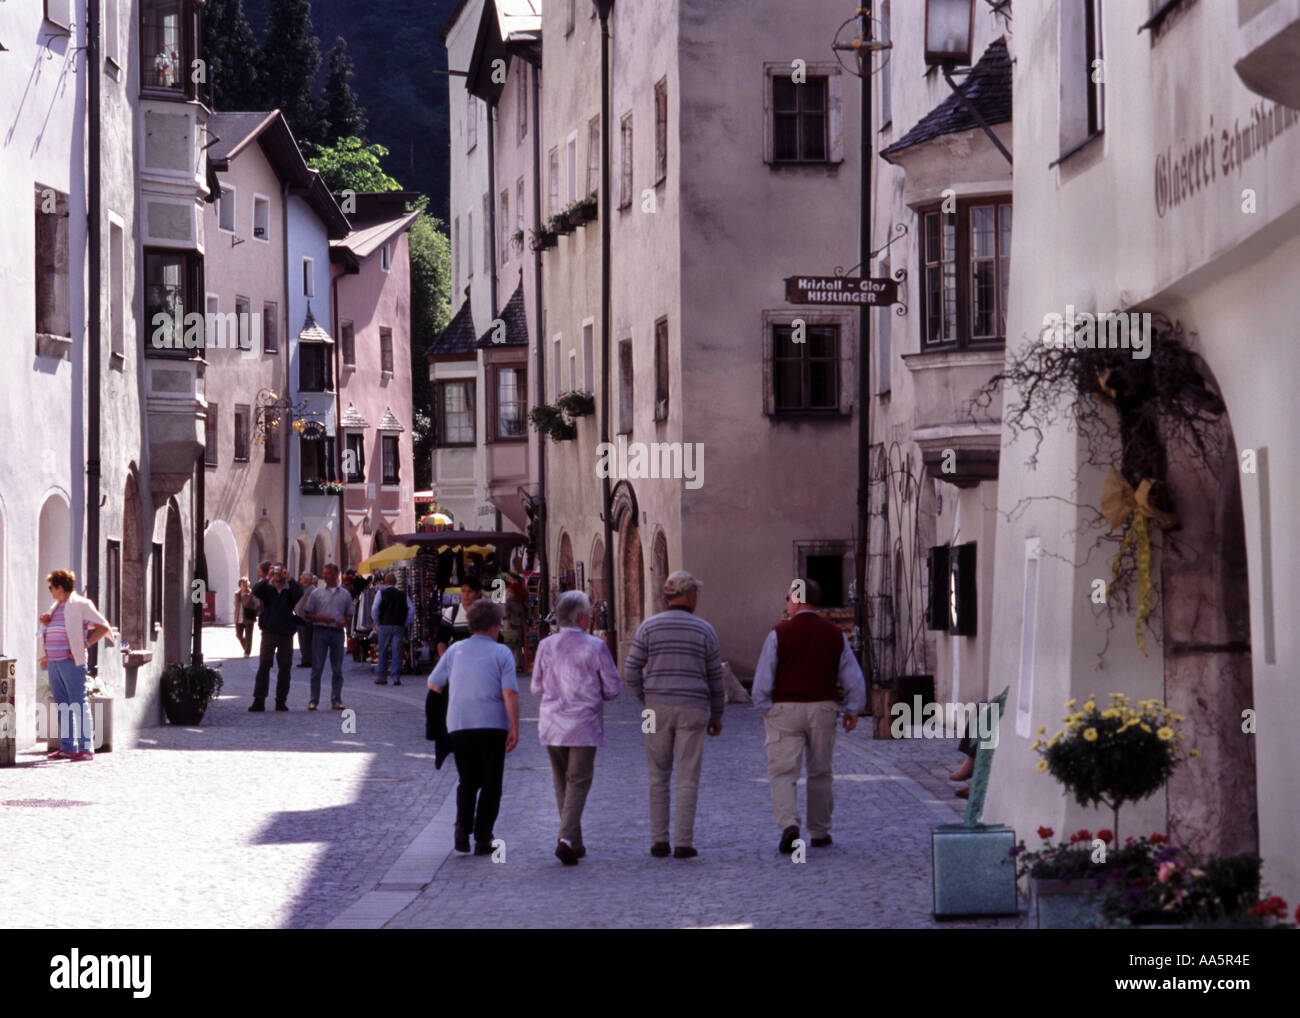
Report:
785,275,899,306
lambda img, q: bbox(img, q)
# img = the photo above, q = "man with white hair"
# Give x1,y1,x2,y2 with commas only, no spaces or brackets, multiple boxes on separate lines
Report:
372,571,415,686
623,570,724,859
530,590,622,865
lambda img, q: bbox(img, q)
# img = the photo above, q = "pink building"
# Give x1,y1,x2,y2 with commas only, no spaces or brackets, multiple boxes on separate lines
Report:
331,193,421,566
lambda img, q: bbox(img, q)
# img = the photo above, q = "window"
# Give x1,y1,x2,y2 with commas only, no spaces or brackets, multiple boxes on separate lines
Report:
552,335,562,402
105,540,121,630
453,217,460,292
234,405,250,462
302,257,314,297
516,177,525,233
252,194,270,241
566,134,578,204
1059,0,1104,158
140,0,202,98
205,402,218,465
773,323,839,412
582,321,595,393
262,301,278,354
435,380,475,446
618,340,633,435
301,435,337,484
382,435,401,485
879,1,892,127
500,189,510,263
150,542,163,633
344,433,366,482
806,553,845,608
492,366,527,441
300,342,332,392
482,193,490,274
587,116,600,197
381,242,392,273
35,186,71,339
619,113,633,209
144,249,199,354
109,219,125,359
205,294,219,348
654,317,669,421
264,416,280,462
569,350,577,392
380,327,394,376
517,71,528,142
920,197,1012,348
467,93,478,151
105,0,121,66
654,77,668,184
217,186,235,233
565,0,575,35
45,0,73,31
467,210,474,277
234,296,250,351
773,75,829,162
340,320,355,367
548,147,560,218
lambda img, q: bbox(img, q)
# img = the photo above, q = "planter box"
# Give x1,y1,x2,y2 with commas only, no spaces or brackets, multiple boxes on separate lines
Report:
551,422,577,442
577,202,598,224
1031,877,1107,929
530,231,558,251
932,823,1019,917
559,394,595,417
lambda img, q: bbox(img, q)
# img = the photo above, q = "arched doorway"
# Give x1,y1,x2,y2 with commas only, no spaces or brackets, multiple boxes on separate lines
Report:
589,536,606,608
557,532,575,592
37,491,71,611
291,534,310,576
618,514,644,659
164,502,185,667
649,529,669,617
345,532,362,571
204,519,240,624
373,527,388,553
122,472,146,649
312,530,332,574
249,518,277,576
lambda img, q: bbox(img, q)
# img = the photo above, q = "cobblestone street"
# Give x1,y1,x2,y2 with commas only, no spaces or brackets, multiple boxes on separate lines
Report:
1,627,1029,929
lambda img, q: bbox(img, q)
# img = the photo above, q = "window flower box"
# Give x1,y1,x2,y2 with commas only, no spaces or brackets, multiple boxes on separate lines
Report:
530,227,558,251
300,479,327,495
576,194,598,224
556,390,595,418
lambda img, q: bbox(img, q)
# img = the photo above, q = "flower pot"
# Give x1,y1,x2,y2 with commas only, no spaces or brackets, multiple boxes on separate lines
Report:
577,201,598,224
560,393,595,417
551,422,577,442
163,690,208,726
1031,877,1107,929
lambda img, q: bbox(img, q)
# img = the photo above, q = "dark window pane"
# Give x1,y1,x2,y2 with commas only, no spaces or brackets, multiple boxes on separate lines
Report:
972,260,995,337
808,326,836,358
774,114,798,161
925,213,939,263
802,114,827,160
773,76,796,111
808,360,836,407
971,206,995,258
802,80,827,112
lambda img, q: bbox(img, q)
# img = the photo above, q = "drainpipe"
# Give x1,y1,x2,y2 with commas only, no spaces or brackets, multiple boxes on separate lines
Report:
532,60,549,615
855,12,873,682
331,261,343,565
281,181,291,568
594,1,616,654
486,103,498,317
86,0,102,673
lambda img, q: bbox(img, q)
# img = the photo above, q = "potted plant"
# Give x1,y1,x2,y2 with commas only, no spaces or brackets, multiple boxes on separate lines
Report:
1098,847,1270,928
511,228,524,252
576,192,598,223
556,390,595,417
324,481,346,495
529,226,557,251
529,403,577,442
549,212,573,237
160,660,223,726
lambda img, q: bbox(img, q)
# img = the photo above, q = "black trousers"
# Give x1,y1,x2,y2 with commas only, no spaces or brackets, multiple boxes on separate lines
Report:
253,630,295,703
298,622,314,666
450,728,508,844
235,621,255,655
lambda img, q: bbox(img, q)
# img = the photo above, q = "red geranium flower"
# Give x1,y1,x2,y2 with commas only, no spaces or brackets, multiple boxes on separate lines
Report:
1149,832,1168,844
1068,829,1092,844
1097,829,1113,844
1037,826,1054,840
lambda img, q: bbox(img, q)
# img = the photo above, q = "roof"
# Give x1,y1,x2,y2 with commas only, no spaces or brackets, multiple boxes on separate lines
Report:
378,408,405,432
298,304,333,344
497,0,541,44
206,111,350,238
475,282,528,348
428,299,479,358
881,37,1012,162
340,404,370,429
331,191,421,265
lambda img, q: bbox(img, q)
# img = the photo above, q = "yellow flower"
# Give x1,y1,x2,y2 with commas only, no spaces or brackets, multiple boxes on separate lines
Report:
1036,759,1048,772
1189,749,1200,758
1140,723,1152,734
1030,740,1043,752
1048,732,1063,748
1172,714,1185,722
1083,728,1098,742
1065,699,1076,709
1101,708,1120,719
1037,725,1047,735
1083,700,1096,712
1156,727,1174,741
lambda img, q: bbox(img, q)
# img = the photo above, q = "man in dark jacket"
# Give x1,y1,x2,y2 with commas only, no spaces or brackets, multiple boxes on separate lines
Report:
249,563,304,712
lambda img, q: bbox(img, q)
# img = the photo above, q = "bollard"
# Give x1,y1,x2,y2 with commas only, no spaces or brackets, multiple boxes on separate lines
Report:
0,658,16,766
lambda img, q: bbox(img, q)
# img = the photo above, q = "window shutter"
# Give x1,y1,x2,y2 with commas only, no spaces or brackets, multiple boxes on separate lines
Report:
45,0,73,31
1058,0,1091,156
926,545,950,630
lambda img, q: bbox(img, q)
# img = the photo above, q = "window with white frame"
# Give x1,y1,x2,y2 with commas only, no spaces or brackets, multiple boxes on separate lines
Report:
764,63,843,164
566,134,577,205
218,185,236,233
1059,0,1104,159
382,435,400,485
380,327,393,376
619,113,633,209
435,380,475,446
302,257,314,297
381,241,392,272
654,77,668,184
516,177,525,233
252,194,270,241
467,93,478,151
204,294,219,349
587,115,600,197
548,147,560,217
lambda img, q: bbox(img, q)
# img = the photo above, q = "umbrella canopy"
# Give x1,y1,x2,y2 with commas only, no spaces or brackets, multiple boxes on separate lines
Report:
357,543,417,573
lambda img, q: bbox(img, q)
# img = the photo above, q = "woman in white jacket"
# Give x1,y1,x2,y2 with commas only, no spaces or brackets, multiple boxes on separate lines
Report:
38,570,112,761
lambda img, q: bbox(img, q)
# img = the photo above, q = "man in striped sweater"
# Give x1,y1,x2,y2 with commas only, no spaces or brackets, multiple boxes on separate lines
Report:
623,570,724,859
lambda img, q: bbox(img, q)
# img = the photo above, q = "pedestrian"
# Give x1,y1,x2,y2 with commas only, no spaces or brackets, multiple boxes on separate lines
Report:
530,590,621,865
38,570,112,761
750,579,867,853
623,570,724,859
436,575,483,654
249,563,303,712
233,576,259,657
296,571,316,668
372,571,415,686
427,599,520,855
300,563,354,710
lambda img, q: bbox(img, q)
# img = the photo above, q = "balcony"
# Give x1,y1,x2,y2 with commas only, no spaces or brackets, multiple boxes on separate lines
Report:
901,347,1003,488
146,358,205,500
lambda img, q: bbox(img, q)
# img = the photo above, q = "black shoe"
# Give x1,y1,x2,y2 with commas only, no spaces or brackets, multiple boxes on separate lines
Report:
248,700,265,712
275,701,289,712
454,831,470,853
811,835,833,848
331,701,345,711
779,825,800,854
673,846,698,859
555,841,579,866
575,844,587,859
374,678,388,685
473,840,495,856
650,842,671,858
392,679,401,686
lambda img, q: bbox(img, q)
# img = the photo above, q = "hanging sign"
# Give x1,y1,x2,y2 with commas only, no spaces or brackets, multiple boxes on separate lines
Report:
784,275,899,305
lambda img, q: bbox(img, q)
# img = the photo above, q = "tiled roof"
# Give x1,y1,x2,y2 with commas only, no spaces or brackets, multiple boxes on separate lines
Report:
207,112,278,161
475,283,528,349
340,403,369,429
378,408,405,432
428,299,478,357
298,304,333,344
881,37,1012,161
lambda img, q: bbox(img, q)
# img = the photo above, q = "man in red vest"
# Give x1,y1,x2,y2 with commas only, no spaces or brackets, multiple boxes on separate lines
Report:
751,579,867,853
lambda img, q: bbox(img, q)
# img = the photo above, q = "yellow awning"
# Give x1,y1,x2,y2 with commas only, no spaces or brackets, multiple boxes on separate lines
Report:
357,543,417,573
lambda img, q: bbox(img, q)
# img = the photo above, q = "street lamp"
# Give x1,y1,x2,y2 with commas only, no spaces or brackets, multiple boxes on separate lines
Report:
924,0,974,66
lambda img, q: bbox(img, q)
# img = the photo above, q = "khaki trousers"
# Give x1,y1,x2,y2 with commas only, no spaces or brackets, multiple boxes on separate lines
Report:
764,700,839,837
547,745,597,847
644,701,709,846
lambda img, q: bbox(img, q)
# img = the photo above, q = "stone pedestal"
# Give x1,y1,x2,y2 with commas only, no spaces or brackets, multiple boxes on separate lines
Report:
932,823,1018,917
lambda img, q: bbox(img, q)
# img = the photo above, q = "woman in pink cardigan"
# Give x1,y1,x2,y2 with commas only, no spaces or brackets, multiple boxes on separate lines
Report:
38,570,112,761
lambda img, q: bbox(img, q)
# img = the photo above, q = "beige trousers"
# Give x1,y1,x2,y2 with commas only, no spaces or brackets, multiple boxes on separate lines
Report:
764,700,839,837
644,701,709,847
547,745,597,847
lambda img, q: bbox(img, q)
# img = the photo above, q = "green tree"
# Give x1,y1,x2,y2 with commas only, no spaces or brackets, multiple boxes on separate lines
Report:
204,0,262,111
257,0,325,144
307,136,401,193
406,208,452,489
321,36,367,143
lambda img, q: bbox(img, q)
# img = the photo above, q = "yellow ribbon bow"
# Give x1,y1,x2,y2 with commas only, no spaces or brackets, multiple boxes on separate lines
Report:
1101,468,1178,530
